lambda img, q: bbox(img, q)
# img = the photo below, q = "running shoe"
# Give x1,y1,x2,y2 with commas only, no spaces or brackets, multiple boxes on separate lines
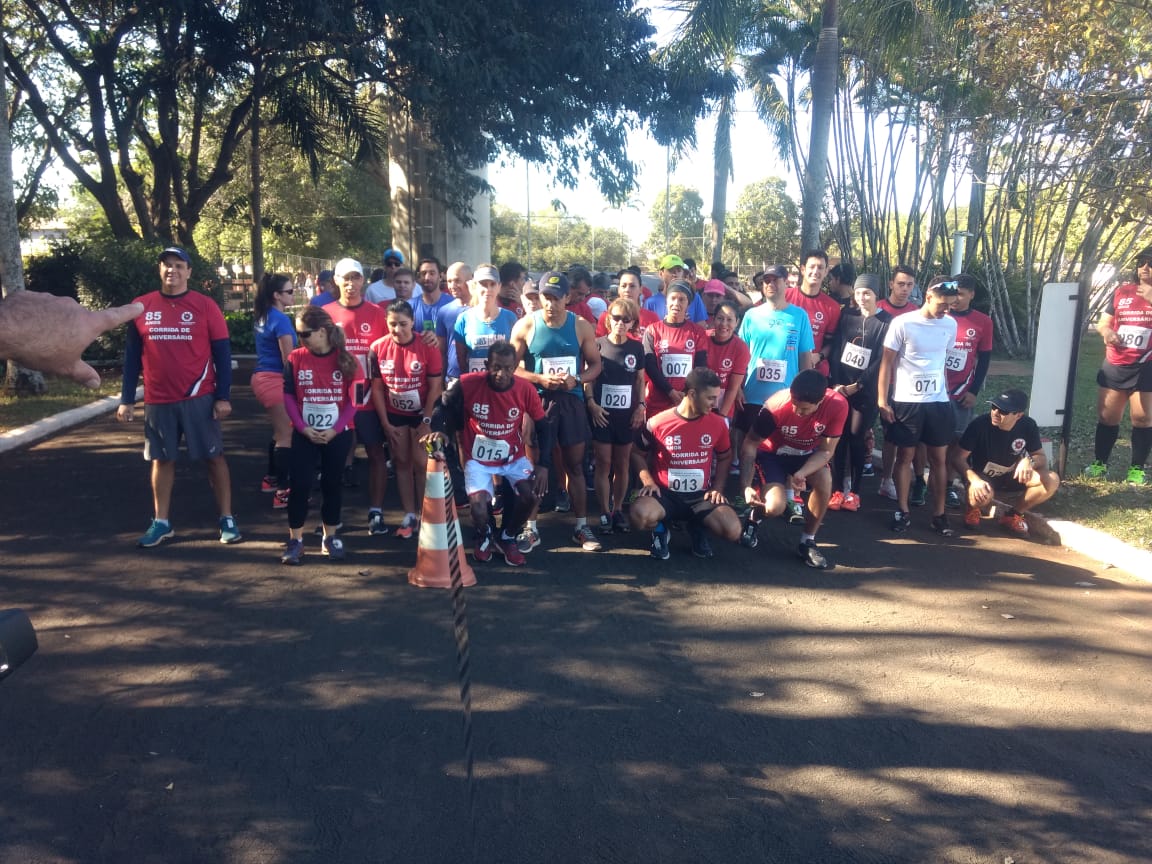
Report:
322,535,345,559
499,537,526,566
1126,465,1147,486
395,513,419,540
786,500,805,525
998,511,1029,536
878,479,897,500
474,529,494,563
891,510,910,533
690,525,714,559
930,514,955,537
840,492,861,512
861,461,875,478
598,514,613,534
137,519,174,548
281,538,304,565
945,487,963,509
1082,460,1107,480
650,525,671,560
260,475,278,493
516,527,541,554
273,489,290,509
964,506,982,528
827,491,845,511
739,515,760,549
573,524,603,552
798,539,829,569
368,511,389,536
219,516,242,544
554,490,572,513
909,476,928,507
611,510,630,533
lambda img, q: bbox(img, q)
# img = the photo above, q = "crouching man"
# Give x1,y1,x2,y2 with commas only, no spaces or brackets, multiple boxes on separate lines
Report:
951,388,1060,535
630,367,742,559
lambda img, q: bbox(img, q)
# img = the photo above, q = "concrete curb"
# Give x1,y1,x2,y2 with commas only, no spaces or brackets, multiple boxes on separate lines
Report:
0,387,141,455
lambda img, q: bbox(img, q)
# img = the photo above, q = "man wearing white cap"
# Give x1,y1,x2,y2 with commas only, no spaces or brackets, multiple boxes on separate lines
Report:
326,256,392,535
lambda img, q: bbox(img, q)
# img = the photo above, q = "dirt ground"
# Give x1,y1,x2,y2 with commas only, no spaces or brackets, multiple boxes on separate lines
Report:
1,387,1149,864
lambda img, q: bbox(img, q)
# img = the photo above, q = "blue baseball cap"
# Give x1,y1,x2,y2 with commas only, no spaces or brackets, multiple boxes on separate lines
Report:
158,246,190,264
383,248,405,264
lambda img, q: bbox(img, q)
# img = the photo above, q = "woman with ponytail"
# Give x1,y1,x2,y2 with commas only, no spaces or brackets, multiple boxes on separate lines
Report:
252,272,297,506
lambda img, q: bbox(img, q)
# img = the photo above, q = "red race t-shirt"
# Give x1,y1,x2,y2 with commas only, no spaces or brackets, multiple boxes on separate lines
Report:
706,332,751,416
878,298,920,318
284,347,364,431
368,335,444,415
326,301,389,407
753,388,849,455
643,318,709,414
787,287,841,375
1105,283,1152,365
456,372,546,467
643,407,731,495
946,308,994,397
132,289,229,404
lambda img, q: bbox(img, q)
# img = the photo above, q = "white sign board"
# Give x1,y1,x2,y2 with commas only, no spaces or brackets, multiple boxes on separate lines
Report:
1029,283,1080,427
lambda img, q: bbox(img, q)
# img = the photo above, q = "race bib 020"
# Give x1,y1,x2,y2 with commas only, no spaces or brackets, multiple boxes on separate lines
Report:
600,384,632,410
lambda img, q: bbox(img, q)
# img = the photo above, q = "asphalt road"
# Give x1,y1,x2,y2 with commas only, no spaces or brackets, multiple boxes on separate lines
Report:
1,384,1150,864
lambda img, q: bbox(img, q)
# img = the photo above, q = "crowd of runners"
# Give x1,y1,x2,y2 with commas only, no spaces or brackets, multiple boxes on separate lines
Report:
106,243,1152,569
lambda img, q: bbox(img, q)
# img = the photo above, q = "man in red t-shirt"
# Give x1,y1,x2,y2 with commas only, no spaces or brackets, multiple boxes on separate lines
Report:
118,246,240,547
325,257,391,534
738,369,849,569
786,249,841,378
427,340,552,566
630,367,742,559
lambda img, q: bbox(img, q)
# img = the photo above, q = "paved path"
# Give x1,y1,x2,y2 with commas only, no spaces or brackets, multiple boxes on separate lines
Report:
1,386,1149,864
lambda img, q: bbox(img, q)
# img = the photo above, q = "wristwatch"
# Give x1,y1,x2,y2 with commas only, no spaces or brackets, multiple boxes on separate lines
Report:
421,416,432,425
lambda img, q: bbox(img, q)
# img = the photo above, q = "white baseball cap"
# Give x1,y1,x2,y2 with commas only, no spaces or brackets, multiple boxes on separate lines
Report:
334,257,363,278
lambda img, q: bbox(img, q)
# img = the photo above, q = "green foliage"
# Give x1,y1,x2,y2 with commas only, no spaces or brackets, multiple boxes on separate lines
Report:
645,186,706,262
725,177,800,267
225,311,256,355
490,204,632,273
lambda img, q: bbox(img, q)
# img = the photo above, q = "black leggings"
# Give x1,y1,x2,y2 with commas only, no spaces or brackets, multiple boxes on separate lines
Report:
288,429,353,529
833,404,879,494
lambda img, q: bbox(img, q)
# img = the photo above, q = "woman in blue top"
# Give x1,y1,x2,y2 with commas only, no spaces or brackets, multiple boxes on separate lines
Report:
252,272,298,507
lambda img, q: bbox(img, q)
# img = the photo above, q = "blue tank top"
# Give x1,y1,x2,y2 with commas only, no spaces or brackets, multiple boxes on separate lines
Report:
527,310,584,401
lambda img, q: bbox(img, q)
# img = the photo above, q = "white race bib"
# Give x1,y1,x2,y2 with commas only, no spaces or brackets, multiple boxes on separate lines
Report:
840,342,870,371
542,355,578,377
755,358,787,383
468,357,487,373
1117,325,1152,350
909,371,942,396
660,353,692,380
600,384,632,410
944,347,967,372
471,434,510,463
388,389,421,413
302,400,339,431
667,468,705,494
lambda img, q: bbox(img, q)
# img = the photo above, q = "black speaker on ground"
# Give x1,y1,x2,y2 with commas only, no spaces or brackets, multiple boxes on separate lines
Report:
0,609,37,681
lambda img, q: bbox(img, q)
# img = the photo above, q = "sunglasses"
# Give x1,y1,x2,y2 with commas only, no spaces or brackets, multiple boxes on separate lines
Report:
610,314,634,323
934,281,960,296
384,259,401,266
277,289,295,295
297,329,316,339
1136,257,1152,268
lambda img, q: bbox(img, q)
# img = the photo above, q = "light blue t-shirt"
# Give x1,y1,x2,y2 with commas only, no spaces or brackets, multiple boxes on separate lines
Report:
453,307,518,375
738,303,814,405
411,292,454,335
253,307,296,372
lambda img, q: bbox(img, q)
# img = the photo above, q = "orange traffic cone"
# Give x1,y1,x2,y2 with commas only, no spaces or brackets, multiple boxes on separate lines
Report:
408,455,476,589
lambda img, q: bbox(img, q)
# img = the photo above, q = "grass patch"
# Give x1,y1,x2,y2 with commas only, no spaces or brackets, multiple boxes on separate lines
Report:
984,334,1152,550
0,376,120,433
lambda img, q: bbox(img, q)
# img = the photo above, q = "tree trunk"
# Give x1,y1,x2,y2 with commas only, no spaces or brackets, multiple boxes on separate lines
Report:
250,55,266,284
0,43,46,393
710,92,733,263
799,0,838,250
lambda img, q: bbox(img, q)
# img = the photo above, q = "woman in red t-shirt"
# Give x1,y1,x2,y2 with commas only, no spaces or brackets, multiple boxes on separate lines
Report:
369,300,445,538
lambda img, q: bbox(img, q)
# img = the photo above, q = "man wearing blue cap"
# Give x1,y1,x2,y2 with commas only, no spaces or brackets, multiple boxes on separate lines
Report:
365,248,404,303
117,246,241,547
